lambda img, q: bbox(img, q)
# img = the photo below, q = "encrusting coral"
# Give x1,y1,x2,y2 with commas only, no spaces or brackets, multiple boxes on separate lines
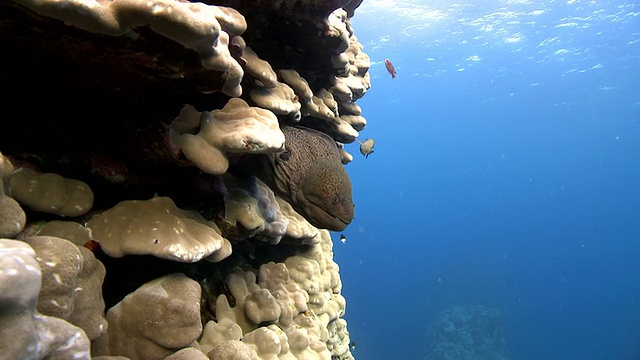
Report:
0,153,26,238
0,0,366,358
249,82,303,121
8,167,94,217
200,230,347,359
92,273,204,359
222,173,289,244
171,98,286,175
276,197,321,244
0,239,91,360
22,235,108,340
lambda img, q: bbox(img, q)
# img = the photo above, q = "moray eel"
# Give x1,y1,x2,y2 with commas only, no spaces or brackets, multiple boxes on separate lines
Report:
238,126,354,231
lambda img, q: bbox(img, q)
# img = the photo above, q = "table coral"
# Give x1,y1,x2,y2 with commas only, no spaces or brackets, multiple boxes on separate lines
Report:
86,196,231,263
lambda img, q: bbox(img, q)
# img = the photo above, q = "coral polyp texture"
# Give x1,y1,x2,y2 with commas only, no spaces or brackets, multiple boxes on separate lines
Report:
0,0,366,358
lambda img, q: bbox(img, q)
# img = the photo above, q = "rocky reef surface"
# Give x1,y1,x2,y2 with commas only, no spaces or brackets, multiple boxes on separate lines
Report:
425,305,506,360
0,0,369,358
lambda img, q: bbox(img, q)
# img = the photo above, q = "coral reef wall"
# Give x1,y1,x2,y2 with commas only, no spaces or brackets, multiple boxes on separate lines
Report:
0,0,369,358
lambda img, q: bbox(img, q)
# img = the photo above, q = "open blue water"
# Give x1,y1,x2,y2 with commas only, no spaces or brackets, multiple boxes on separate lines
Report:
334,1,640,359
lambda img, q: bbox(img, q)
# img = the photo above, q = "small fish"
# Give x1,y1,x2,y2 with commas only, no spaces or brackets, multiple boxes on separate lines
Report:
349,341,356,350
340,234,347,243
358,138,375,158
384,58,397,78
83,239,101,252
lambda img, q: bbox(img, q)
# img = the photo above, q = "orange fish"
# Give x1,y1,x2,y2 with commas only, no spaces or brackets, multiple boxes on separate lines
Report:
83,239,102,252
384,58,397,78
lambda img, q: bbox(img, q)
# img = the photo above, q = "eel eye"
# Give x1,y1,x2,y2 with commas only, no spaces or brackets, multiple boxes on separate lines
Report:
331,195,340,205
279,150,291,161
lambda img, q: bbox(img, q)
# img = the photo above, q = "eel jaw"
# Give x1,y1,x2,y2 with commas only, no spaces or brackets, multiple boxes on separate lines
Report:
305,198,350,232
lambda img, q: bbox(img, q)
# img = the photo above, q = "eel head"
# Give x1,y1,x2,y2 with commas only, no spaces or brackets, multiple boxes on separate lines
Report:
297,157,354,231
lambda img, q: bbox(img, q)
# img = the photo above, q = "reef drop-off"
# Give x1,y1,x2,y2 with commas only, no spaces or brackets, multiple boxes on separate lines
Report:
0,0,370,359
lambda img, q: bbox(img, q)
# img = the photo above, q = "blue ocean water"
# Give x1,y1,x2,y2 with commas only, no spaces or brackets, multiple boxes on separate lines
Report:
334,1,640,359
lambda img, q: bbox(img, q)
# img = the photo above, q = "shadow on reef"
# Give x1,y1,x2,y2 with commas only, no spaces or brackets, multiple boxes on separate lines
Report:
97,238,311,311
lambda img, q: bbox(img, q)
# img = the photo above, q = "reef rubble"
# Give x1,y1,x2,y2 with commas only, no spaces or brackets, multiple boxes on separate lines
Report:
0,0,369,359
